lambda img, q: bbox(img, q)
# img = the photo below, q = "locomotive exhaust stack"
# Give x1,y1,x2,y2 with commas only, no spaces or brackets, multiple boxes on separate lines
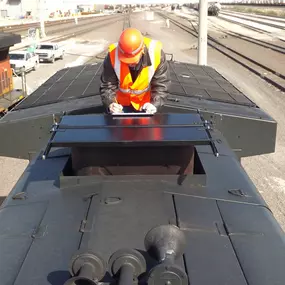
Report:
144,225,188,285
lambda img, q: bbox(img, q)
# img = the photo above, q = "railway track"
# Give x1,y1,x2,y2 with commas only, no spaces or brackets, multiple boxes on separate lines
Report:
13,15,125,51
217,14,285,40
85,12,131,65
223,10,285,23
7,15,123,41
157,11,285,93
220,11,285,31
208,21,285,55
49,15,124,43
0,15,108,34
179,9,285,53
221,11,285,27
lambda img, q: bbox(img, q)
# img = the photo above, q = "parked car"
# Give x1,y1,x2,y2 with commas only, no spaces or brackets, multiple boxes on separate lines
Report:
35,43,65,63
9,50,39,75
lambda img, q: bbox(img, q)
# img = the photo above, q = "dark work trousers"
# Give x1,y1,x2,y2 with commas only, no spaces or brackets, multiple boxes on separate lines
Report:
105,105,144,114
122,106,144,113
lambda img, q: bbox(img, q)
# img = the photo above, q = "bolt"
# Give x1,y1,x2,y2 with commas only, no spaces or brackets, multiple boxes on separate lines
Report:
165,281,172,285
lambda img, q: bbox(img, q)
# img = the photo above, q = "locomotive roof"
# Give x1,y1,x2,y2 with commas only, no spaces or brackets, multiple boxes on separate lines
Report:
0,59,283,285
0,60,276,160
0,32,21,50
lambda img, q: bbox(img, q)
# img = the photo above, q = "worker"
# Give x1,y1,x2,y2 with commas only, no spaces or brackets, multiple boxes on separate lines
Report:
100,28,170,114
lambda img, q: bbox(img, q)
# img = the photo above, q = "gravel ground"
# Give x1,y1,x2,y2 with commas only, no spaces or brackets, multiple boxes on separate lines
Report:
223,5,285,18
220,10,285,26
177,6,285,42
167,11,285,87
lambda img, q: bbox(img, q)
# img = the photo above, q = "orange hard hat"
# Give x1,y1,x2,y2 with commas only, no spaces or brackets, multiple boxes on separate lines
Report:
118,28,144,64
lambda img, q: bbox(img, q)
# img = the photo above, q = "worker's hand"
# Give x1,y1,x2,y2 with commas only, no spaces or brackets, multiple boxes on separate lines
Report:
142,103,157,114
109,103,123,113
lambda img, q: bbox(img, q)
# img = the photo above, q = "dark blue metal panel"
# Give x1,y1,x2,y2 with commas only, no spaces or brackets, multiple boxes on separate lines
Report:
174,195,247,285
0,202,48,285
58,113,204,127
218,201,285,285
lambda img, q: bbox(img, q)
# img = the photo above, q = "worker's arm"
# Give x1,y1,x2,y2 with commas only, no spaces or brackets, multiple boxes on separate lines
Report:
100,53,119,108
150,50,170,109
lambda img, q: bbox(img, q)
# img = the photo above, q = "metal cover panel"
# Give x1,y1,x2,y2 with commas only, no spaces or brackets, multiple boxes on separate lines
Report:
168,61,255,107
0,237,32,285
218,201,285,285
0,202,48,285
52,113,210,147
13,192,89,285
78,183,175,263
59,113,204,127
52,127,210,146
14,63,102,110
196,148,265,204
174,195,247,285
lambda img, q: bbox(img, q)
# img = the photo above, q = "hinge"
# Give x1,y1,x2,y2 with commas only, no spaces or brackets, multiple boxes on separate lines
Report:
79,219,87,233
228,189,249,197
215,222,228,237
31,225,48,239
197,110,219,157
12,192,27,200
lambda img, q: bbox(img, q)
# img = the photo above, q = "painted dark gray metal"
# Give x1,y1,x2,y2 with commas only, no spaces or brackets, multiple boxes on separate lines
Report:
50,113,211,148
0,32,21,49
0,61,283,284
0,61,276,159
0,109,284,285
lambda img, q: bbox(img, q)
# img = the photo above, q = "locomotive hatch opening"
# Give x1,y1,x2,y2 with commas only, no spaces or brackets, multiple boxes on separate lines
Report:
62,145,205,176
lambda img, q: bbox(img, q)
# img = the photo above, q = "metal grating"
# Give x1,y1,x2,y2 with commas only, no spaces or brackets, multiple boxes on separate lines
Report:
14,61,256,111
168,61,255,107
14,63,103,110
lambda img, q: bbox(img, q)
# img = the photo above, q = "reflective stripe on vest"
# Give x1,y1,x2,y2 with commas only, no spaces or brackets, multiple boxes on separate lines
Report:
119,86,150,94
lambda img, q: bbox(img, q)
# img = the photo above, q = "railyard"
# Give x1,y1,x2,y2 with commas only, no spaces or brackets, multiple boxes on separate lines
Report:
1,4,285,284
1,4,285,233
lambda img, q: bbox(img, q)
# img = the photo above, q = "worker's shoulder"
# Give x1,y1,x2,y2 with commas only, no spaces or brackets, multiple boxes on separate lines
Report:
104,52,112,63
101,53,113,71
153,38,163,47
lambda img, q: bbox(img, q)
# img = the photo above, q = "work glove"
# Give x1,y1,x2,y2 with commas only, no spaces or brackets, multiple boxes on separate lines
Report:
109,102,123,113
141,102,157,114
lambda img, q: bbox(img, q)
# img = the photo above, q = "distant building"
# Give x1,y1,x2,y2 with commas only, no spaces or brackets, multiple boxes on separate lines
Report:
94,5,105,12
0,0,39,19
77,4,93,12
0,0,78,19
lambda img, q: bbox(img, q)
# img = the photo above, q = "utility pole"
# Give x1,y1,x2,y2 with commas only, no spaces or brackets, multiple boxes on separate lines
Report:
39,0,46,38
198,0,208,65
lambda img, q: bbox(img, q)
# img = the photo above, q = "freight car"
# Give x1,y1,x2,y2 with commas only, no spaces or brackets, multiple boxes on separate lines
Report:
208,3,221,16
0,53,284,285
187,2,221,16
0,33,23,117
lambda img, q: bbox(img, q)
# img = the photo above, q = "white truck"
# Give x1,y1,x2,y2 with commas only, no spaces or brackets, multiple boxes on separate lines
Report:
35,43,65,63
9,51,39,75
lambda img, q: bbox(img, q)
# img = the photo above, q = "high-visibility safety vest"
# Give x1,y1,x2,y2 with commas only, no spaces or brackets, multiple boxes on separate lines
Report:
109,37,162,110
